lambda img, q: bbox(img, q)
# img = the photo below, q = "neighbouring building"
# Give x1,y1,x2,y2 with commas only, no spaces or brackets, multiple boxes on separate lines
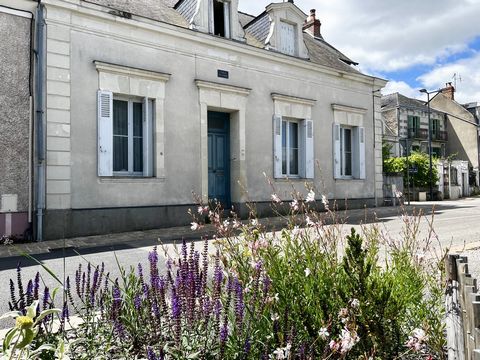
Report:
2,0,386,240
381,85,480,200
381,93,447,158
0,1,36,239
430,83,480,188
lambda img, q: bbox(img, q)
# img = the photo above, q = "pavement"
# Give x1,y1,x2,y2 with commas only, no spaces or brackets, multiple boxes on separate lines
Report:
0,202,435,260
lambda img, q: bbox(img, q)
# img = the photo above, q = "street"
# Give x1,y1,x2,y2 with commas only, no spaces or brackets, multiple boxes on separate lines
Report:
1,197,480,329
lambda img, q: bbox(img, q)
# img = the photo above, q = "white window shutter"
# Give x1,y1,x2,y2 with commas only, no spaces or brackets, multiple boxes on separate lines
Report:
223,1,230,38
305,119,314,179
359,126,366,179
333,123,341,179
97,90,113,176
273,115,282,178
143,98,153,177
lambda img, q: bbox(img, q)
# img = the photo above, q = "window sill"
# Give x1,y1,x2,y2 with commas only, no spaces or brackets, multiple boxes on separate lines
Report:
98,177,166,184
334,177,365,182
274,177,310,182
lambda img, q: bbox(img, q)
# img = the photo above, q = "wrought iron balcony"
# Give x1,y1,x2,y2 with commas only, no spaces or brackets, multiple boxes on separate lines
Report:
432,130,448,141
407,127,428,140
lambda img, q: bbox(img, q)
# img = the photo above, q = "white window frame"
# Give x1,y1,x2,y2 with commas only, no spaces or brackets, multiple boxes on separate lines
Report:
332,104,366,180
281,118,300,177
112,95,153,177
340,126,353,178
272,94,315,180
95,61,169,179
209,0,231,38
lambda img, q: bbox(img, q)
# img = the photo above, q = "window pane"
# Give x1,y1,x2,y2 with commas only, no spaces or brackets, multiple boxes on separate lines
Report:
133,102,143,137
344,128,351,152
282,148,286,175
113,100,128,136
289,148,298,175
289,122,298,148
345,152,352,176
133,137,143,172
113,136,128,172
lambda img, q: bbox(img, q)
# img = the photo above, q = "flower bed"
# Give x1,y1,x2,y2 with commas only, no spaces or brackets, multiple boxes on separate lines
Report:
1,188,447,359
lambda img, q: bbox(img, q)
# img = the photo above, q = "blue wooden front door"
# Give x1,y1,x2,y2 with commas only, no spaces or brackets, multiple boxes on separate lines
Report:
208,111,230,208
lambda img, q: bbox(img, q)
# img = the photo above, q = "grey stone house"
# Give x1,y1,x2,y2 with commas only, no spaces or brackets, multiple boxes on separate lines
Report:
0,2,36,238
1,0,386,240
381,92,447,157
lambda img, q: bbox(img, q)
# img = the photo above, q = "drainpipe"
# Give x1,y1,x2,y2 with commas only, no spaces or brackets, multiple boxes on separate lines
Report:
35,3,46,241
372,88,381,207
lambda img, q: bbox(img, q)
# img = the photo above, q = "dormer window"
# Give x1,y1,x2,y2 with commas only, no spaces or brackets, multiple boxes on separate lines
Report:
279,21,295,55
211,0,230,38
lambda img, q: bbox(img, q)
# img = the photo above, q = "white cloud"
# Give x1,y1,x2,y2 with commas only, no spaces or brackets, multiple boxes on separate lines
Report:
382,81,420,99
417,52,480,103
237,0,480,103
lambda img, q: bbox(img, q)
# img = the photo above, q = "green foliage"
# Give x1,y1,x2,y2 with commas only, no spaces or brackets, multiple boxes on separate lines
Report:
1,187,447,359
1,300,60,360
383,151,440,188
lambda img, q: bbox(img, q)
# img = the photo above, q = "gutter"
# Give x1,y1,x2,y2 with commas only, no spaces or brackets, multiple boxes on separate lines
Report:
34,2,46,241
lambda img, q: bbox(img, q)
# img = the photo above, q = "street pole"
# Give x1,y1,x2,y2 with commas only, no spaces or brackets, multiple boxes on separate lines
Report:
420,88,441,201
427,92,433,200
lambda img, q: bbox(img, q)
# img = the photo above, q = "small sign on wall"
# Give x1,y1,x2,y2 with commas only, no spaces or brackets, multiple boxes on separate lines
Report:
217,70,229,79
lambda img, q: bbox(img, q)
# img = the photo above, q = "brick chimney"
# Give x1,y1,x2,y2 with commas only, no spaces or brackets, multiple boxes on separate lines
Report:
441,82,455,100
303,9,322,39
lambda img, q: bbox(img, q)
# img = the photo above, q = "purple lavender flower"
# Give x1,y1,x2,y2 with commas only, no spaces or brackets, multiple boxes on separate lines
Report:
61,301,69,324
16,264,25,312
81,272,86,299
220,323,229,342
244,336,251,356
171,290,181,319
42,287,50,311
234,277,244,329
9,279,17,311
134,294,142,311
147,347,164,360
75,264,82,298
149,247,159,290
181,239,188,263
26,280,33,306
33,272,40,300
147,347,157,360
111,282,124,338
86,262,91,295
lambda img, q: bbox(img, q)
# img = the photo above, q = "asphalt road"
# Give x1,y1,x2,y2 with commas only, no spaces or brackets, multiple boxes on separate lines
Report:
1,197,480,329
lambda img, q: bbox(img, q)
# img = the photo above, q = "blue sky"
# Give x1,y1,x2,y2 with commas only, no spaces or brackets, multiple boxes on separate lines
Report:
239,0,480,104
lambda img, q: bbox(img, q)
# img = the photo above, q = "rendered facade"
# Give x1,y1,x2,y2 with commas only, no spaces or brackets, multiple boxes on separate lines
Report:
1,0,386,240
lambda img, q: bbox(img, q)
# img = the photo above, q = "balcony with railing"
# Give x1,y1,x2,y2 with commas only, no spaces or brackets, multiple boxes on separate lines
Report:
432,130,448,141
407,127,428,140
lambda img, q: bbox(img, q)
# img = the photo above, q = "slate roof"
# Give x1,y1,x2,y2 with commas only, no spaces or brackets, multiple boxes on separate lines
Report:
238,11,255,27
244,12,270,44
303,34,359,74
381,93,427,111
84,0,362,75
84,0,188,27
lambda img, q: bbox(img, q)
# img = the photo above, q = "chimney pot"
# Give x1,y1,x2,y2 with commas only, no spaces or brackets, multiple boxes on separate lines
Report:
303,8,322,38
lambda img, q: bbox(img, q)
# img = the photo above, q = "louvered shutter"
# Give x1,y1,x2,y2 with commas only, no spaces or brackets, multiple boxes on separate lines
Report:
304,119,314,179
97,90,113,176
358,126,366,179
273,115,283,178
333,123,341,179
143,98,153,177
